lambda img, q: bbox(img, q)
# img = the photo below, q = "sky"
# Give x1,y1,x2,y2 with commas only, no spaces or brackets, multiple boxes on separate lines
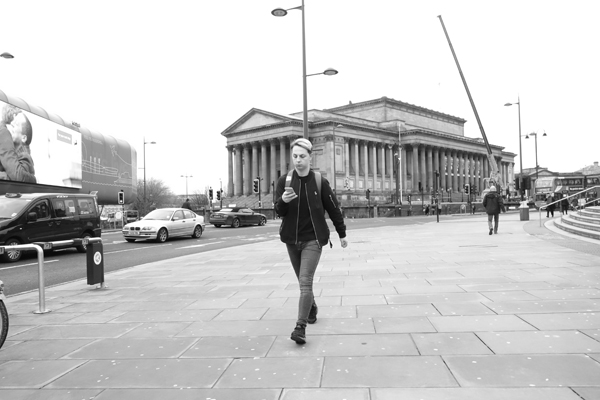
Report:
1,0,598,196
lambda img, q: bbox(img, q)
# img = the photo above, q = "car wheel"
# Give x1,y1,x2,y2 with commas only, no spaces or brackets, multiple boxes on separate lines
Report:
192,225,203,238
125,239,136,243
0,238,22,263
156,228,168,243
76,233,92,253
258,216,267,226
0,300,8,349
214,224,221,228
232,218,240,228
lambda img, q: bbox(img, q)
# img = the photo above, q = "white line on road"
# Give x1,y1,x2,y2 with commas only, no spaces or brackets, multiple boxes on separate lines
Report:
0,259,59,270
178,241,224,249
104,244,172,255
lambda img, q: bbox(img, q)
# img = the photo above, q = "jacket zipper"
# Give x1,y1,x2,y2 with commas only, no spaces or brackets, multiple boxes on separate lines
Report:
305,182,322,249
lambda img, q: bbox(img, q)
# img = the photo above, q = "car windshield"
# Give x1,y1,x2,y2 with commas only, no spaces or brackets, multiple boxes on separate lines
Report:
219,209,234,212
143,209,174,220
0,198,30,219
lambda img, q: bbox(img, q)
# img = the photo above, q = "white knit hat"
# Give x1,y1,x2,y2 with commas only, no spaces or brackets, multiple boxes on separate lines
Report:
489,186,496,192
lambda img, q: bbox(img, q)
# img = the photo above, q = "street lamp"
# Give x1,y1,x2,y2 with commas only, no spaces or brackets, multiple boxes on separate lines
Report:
526,131,547,194
332,124,343,197
393,149,402,204
0,52,14,59
504,98,523,200
181,174,193,199
272,1,338,139
143,137,156,214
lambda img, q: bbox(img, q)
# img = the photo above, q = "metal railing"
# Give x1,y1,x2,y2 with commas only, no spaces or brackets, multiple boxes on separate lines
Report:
538,185,600,227
0,237,103,314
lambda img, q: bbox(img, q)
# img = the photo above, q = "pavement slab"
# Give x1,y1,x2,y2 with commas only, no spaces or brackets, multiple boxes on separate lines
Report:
428,315,537,332
370,387,583,400
412,332,493,355
0,339,94,360
63,337,198,359
7,323,141,340
572,387,600,400
281,388,369,400
476,330,600,354
0,389,103,400
92,388,282,400
181,336,276,358
0,360,85,388
519,312,600,330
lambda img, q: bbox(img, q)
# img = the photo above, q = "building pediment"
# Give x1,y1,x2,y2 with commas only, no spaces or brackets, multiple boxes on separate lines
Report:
221,108,299,136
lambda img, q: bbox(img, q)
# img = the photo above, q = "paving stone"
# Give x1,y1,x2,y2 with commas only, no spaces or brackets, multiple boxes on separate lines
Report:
62,311,127,324
306,318,376,335
412,333,493,355
183,298,249,309
459,283,560,292
176,320,293,337
267,334,418,357
119,322,193,338
92,388,282,400
486,299,600,314
519,312,600,330
0,339,93,360
321,356,457,387
0,360,84,388
581,329,600,341
371,387,582,400
572,387,600,400
63,337,197,359
358,304,440,318
444,354,600,386
342,295,388,306
480,291,541,301
262,306,356,320
386,293,488,304
477,330,600,354
7,323,141,340
48,359,231,389
373,317,438,333
281,388,369,400
215,357,323,388
433,302,496,316
9,313,84,326
389,284,466,293
213,308,268,321
428,315,537,332
110,309,221,322
181,336,276,358
526,288,600,300
0,389,103,400
109,300,197,311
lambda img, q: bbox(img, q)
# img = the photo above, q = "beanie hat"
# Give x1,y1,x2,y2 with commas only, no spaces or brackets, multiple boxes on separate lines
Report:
291,138,313,153
489,186,496,192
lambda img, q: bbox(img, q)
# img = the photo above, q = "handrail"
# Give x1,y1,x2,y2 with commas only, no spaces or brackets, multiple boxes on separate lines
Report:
0,244,48,313
538,185,600,226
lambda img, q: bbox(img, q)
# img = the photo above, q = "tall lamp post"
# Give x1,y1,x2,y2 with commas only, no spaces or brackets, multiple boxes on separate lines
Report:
143,137,156,214
272,2,338,139
393,150,402,204
504,98,523,200
181,174,192,199
526,131,547,195
331,124,343,197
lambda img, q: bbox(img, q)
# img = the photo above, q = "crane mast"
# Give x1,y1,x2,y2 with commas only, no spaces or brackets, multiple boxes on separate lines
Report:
437,15,502,192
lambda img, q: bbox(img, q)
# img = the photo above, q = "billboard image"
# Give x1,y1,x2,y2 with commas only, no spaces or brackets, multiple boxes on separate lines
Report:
0,100,82,188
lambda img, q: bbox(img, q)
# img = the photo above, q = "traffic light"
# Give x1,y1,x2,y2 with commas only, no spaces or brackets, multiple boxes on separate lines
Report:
515,178,520,190
418,181,422,192
366,189,370,199
117,191,124,204
209,187,213,200
216,190,221,201
253,178,259,194
464,183,470,195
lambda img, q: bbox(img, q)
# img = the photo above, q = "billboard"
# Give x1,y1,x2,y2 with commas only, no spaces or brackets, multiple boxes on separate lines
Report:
0,100,82,187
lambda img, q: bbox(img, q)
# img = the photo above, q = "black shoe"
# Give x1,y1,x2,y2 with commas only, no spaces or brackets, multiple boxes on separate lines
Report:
290,324,306,344
489,228,493,235
308,304,318,324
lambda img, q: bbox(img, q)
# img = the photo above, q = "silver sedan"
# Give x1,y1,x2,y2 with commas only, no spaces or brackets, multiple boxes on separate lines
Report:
122,208,205,243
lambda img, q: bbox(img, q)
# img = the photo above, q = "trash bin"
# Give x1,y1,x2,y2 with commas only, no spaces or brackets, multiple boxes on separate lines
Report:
86,241,104,285
519,202,530,221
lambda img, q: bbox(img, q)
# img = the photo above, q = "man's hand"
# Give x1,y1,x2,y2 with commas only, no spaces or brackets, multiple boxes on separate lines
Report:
340,237,348,248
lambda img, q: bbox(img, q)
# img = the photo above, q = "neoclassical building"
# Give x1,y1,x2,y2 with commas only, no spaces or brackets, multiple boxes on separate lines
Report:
222,97,516,202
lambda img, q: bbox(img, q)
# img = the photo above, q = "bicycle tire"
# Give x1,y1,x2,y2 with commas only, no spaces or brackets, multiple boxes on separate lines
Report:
0,300,8,349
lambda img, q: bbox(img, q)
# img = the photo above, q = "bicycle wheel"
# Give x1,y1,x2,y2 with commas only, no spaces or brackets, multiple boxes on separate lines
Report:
0,300,8,349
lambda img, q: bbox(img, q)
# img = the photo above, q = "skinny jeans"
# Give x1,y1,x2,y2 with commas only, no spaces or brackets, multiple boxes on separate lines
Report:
286,241,322,327
487,213,499,232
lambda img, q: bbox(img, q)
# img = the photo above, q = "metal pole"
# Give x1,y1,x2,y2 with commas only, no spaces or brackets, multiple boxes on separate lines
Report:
332,124,336,196
517,98,524,201
395,153,399,204
220,179,223,209
143,137,146,214
534,133,539,193
301,0,308,139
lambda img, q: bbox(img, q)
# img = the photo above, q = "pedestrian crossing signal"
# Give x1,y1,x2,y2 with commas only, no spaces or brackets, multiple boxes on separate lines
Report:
253,179,260,194
216,190,221,201
118,191,124,204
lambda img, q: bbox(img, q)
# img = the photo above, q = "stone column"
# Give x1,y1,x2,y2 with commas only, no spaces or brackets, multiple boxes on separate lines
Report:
378,143,385,192
344,138,350,185
328,135,335,187
362,141,369,190
457,152,464,191
401,146,407,193
251,142,259,194
479,155,484,193
227,145,234,196
445,149,451,191
452,150,459,192
433,147,439,189
411,144,419,192
269,139,277,192
371,142,378,191
260,141,268,194
427,146,433,191
243,144,251,195
354,139,360,191
279,138,287,177
420,144,427,193
387,144,394,192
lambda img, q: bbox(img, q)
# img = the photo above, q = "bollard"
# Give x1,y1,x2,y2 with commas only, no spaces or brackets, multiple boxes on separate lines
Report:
519,201,530,221
85,238,106,288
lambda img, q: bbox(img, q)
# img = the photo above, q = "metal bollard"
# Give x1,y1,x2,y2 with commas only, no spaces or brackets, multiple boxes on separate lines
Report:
85,238,106,289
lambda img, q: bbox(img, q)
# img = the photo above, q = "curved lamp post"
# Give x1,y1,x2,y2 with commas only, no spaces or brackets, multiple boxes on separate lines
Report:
181,174,193,199
143,137,156,214
272,2,338,139
526,131,547,195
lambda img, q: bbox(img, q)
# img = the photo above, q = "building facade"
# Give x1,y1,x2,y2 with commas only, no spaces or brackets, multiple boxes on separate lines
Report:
221,97,516,202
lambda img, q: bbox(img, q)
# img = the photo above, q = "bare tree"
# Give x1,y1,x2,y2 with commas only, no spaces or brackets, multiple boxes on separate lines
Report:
132,178,174,215
190,190,209,210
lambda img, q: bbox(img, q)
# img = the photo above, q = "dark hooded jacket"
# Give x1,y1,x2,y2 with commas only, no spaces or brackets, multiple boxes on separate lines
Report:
275,169,346,247
483,191,505,215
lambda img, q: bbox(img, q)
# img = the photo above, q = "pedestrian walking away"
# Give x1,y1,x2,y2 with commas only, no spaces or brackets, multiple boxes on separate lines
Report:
275,138,348,345
181,198,192,210
561,195,569,215
546,194,555,217
482,185,505,235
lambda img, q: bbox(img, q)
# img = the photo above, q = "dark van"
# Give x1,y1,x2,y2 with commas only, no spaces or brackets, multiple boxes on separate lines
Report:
0,193,101,262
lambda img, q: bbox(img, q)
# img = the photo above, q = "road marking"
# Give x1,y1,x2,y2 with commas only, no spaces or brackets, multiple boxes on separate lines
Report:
0,259,59,270
104,244,172,254
178,241,224,249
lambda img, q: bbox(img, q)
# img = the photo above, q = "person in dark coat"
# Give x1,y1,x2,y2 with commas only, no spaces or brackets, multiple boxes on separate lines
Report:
482,185,505,235
546,194,555,217
561,196,569,215
181,198,192,210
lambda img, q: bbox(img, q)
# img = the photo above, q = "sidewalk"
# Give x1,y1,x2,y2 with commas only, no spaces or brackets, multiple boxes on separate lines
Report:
1,213,599,399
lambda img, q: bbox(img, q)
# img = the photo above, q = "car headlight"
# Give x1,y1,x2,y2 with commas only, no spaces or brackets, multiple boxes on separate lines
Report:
123,225,130,230
142,226,154,230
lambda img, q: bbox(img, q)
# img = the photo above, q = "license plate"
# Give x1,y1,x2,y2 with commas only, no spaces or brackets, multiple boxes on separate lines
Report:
131,231,139,236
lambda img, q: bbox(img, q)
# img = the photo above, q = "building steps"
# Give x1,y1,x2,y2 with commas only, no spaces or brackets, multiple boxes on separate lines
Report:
554,206,600,241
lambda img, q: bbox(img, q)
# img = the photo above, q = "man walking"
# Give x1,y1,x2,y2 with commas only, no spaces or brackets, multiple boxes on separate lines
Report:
482,185,505,235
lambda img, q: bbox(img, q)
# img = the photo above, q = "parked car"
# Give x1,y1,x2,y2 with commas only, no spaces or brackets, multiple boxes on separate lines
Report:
0,280,7,349
0,193,101,262
209,207,267,228
122,208,205,243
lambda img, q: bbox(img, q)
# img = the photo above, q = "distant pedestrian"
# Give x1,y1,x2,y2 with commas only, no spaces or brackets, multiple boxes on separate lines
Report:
425,204,430,216
546,194,555,217
561,196,569,215
275,138,348,345
181,198,192,210
483,185,505,235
